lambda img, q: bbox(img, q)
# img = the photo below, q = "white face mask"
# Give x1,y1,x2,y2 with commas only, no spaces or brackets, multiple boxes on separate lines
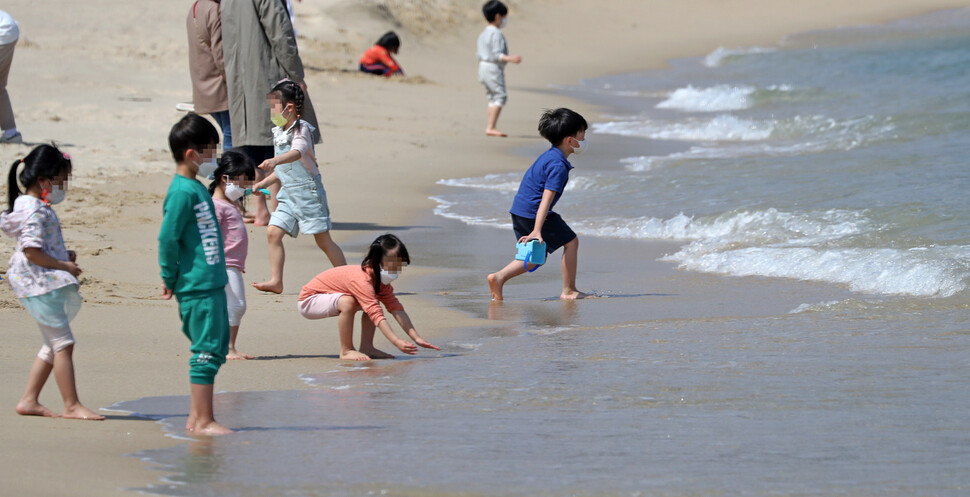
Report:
380,268,399,285
46,184,66,205
500,17,507,28
224,181,246,201
195,157,219,179
572,137,588,155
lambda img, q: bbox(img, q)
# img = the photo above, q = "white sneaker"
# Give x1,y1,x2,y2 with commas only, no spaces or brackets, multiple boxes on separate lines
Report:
0,131,22,144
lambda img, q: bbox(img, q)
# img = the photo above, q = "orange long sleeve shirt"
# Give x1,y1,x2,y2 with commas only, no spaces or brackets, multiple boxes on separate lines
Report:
359,45,400,77
298,265,404,325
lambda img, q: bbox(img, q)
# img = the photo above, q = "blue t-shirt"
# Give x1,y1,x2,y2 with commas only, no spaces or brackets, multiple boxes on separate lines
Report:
509,147,573,218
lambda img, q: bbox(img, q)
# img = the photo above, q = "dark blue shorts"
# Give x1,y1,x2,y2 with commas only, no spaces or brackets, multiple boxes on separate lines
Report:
511,212,577,254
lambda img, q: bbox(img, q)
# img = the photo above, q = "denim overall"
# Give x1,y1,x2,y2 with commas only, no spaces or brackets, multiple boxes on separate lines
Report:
271,121,331,236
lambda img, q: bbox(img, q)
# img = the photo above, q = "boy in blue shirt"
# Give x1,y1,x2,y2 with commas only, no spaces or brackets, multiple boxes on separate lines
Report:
159,114,232,436
487,108,590,300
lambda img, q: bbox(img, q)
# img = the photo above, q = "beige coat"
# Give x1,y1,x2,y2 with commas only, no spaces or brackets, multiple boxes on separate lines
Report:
186,0,228,114
221,0,319,147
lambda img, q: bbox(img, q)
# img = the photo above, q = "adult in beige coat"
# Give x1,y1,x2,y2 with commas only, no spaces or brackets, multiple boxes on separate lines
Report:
221,0,319,224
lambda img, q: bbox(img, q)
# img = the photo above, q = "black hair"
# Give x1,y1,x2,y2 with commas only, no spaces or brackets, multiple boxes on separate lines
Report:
376,31,401,52
208,148,256,195
169,113,220,163
361,234,410,294
6,145,73,212
269,79,305,132
538,108,588,146
482,1,508,22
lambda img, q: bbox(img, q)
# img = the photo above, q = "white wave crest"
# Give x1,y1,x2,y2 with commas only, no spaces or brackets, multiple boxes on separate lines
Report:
664,246,967,298
704,46,777,67
656,85,757,112
593,115,773,142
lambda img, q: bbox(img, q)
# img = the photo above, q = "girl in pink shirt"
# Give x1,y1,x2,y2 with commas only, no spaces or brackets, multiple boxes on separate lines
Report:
298,234,439,361
208,150,256,359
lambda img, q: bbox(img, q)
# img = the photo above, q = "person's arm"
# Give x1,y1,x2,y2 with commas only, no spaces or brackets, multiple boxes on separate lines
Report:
390,309,439,350
23,248,81,276
255,0,304,82
207,5,226,79
158,192,190,298
377,48,401,77
519,189,556,245
375,318,418,355
258,149,301,171
493,31,520,64
253,171,280,190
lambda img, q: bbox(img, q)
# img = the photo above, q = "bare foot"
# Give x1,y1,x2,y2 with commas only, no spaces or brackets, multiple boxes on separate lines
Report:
340,350,372,361
487,273,504,301
359,347,395,359
485,128,507,137
62,404,106,420
227,349,254,360
16,400,60,418
560,290,593,300
252,280,283,294
192,420,233,436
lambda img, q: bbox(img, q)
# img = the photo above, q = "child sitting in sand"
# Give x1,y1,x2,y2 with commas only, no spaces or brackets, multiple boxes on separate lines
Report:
487,108,592,301
359,31,404,77
298,234,439,361
253,80,346,294
209,149,256,360
1,145,103,420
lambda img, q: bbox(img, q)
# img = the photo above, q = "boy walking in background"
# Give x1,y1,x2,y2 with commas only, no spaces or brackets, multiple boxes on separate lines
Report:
488,108,591,300
477,1,521,137
159,114,233,436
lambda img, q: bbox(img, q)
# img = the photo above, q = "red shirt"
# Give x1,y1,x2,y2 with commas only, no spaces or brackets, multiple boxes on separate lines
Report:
359,45,400,76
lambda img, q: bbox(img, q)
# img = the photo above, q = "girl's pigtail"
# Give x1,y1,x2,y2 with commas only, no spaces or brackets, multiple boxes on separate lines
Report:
6,159,22,212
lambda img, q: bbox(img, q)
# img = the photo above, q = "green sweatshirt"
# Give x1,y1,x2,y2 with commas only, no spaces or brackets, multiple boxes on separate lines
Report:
158,174,228,294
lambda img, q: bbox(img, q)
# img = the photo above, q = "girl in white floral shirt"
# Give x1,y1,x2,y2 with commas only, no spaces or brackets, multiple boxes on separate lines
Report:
1,145,103,420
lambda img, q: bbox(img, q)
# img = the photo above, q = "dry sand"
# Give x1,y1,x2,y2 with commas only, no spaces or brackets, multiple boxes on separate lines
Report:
1,0,968,495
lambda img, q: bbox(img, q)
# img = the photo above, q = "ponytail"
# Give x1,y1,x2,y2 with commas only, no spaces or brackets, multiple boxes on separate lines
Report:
6,158,22,213
6,145,72,212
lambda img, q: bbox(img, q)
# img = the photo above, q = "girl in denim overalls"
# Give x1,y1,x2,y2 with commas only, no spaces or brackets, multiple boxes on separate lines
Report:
252,80,346,294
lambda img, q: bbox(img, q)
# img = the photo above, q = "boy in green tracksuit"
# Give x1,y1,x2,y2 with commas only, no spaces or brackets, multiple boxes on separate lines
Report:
159,113,232,436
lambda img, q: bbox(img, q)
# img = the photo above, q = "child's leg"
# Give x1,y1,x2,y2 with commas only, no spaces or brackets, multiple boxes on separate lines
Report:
188,383,232,436
225,268,252,359
336,295,369,361
487,260,529,301
312,231,347,267
559,237,589,300
358,313,395,359
16,354,58,417
51,344,104,420
486,104,506,137
253,226,287,293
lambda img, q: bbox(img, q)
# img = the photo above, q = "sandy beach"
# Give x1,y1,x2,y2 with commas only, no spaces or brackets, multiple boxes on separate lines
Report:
2,0,970,495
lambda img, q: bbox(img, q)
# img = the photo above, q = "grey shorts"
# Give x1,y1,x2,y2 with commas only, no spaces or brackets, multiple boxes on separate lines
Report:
269,170,333,237
478,62,507,107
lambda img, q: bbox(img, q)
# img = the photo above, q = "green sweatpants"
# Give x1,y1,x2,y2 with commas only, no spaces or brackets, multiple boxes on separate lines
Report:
176,289,229,385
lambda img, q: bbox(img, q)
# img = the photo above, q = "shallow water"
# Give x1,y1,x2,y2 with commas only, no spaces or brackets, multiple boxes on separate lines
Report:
115,293,970,496
433,8,970,301
114,10,970,496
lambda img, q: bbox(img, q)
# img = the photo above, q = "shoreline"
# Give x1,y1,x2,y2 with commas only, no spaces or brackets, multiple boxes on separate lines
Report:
1,1,969,495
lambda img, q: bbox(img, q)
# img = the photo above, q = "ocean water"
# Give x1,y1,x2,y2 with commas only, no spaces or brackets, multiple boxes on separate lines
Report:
433,8,970,302
113,10,970,496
